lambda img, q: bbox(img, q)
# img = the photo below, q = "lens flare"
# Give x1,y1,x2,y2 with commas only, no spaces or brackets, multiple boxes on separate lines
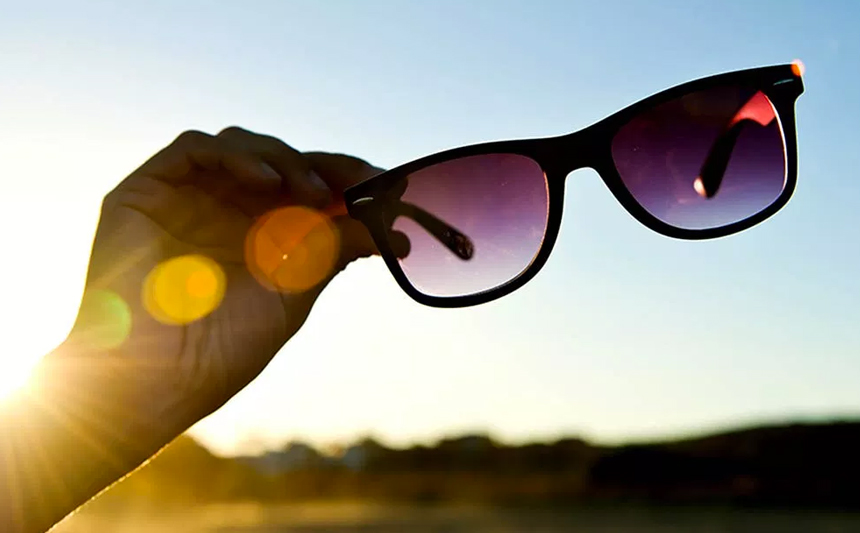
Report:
75,289,132,349
143,255,226,325
186,267,219,299
245,206,340,293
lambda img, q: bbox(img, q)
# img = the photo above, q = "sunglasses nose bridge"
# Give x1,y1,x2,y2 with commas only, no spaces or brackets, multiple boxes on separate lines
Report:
539,130,602,179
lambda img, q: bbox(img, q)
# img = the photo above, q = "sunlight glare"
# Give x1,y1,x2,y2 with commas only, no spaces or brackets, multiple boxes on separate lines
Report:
791,59,805,78
0,138,147,401
0,358,35,401
693,176,707,198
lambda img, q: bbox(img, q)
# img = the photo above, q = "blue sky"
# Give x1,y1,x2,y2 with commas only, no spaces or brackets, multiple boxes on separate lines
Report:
1,0,858,455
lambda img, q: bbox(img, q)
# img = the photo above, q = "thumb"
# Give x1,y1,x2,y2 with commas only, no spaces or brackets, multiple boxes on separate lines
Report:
331,214,411,271
303,212,410,302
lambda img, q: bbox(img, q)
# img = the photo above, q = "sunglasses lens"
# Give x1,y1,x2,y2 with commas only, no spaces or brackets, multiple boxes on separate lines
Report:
611,85,788,231
387,153,548,298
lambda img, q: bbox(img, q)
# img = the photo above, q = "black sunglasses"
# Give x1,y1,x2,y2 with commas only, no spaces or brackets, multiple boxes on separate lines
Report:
343,63,805,308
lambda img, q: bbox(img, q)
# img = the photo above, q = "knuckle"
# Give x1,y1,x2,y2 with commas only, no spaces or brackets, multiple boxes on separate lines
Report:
340,153,376,176
259,136,307,167
251,132,294,154
306,152,373,175
217,125,250,139
175,129,211,144
261,134,293,153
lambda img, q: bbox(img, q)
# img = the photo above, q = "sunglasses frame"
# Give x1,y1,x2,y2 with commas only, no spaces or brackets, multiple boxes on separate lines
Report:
344,63,805,308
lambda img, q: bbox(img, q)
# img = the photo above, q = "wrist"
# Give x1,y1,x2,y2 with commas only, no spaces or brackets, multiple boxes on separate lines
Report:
0,339,195,533
29,337,196,463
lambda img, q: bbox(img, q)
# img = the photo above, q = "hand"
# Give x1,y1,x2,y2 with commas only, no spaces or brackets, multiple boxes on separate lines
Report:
59,127,383,434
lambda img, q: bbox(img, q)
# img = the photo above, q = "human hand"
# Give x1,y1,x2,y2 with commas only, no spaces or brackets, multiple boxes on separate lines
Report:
62,127,384,434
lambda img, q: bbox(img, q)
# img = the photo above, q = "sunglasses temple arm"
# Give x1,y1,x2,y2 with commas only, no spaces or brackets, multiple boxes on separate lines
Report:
698,89,780,199
390,201,475,261
696,120,749,198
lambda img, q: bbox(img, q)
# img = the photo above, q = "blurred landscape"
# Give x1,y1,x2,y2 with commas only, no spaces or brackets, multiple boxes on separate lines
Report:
55,420,860,532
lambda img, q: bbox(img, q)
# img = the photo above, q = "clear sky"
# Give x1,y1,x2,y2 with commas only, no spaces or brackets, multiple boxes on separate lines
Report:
1,0,858,456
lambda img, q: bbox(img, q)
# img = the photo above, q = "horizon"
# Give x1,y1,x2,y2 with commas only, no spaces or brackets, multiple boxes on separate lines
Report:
1,0,859,457
187,414,860,458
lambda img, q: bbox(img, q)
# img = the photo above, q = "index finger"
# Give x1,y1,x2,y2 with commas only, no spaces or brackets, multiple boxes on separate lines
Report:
303,152,384,195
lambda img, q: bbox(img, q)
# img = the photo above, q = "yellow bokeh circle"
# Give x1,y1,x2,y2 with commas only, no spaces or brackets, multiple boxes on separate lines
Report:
143,254,226,325
245,206,340,293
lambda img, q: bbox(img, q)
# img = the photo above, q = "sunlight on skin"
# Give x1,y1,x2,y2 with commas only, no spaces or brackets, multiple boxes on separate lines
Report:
142,255,227,326
245,206,340,293
19,422,70,521
30,389,130,473
0,368,151,526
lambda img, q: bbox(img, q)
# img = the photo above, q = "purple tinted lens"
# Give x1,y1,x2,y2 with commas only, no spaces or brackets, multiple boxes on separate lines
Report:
611,85,787,230
390,154,548,298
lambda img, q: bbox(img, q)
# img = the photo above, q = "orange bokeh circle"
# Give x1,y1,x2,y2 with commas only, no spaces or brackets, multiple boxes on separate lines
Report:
245,206,341,293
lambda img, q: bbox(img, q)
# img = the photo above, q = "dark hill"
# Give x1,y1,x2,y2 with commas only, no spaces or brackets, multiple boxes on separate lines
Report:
92,420,860,509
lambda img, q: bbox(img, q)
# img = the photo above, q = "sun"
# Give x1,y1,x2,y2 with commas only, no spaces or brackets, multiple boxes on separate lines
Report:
0,281,90,402
0,358,37,401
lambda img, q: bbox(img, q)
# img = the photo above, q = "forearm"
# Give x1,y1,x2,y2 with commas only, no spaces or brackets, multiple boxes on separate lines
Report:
0,342,193,532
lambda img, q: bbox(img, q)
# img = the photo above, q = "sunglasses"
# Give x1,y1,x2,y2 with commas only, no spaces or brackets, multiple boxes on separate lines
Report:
343,63,805,308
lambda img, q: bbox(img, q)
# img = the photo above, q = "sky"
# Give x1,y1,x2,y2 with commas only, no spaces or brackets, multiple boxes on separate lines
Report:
1,0,859,456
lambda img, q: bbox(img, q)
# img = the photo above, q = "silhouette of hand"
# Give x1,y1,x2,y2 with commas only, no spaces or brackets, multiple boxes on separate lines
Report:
63,127,383,431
